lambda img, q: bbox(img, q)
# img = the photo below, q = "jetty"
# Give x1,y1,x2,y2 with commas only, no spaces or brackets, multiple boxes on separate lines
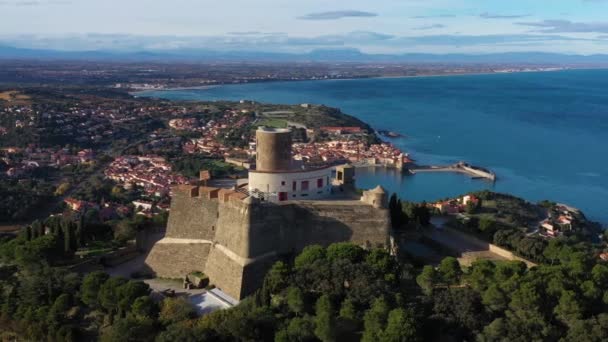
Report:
408,162,496,181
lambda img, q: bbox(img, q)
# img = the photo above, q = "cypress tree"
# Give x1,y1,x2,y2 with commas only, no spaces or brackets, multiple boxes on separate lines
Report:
31,220,43,238
21,225,32,241
396,199,403,228
76,214,85,248
388,193,399,229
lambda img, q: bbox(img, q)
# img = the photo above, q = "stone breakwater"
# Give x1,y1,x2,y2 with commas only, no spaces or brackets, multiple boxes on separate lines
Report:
408,162,496,181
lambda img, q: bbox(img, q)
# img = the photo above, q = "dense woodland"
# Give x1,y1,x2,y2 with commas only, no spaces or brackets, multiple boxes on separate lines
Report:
2,230,608,341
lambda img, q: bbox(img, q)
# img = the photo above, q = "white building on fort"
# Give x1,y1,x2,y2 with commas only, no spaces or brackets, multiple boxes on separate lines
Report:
248,127,334,202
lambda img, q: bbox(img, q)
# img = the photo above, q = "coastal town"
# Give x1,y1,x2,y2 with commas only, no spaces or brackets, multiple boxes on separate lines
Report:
0,89,420,228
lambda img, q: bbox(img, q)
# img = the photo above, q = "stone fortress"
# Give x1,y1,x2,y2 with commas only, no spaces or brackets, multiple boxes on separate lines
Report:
144,127,391,300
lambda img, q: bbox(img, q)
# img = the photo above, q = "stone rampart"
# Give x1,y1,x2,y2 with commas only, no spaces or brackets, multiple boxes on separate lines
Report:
144,186,391,299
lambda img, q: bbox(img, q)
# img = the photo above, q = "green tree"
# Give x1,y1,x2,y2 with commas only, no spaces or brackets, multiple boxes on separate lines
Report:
294,245,326,270
156,324,217,342
388,193,403,229
563,314,608,342
326,243,364,263
46,293,70,327
432,288,487,339
117,280,151,316
592,264,608,288
81,271,109,308
555,290,584,327
493,261,526,283
416,266,438,295
61,220,77,253
286,286,306,316
478,217,496,237
466,260,496,291
131,296,159,320
362,298,390,342
365,248,397,282
101,316,157,342
482,285,508,313
159,297,196,325
276,316,316,342
509,282,541,313
76,214,85,248
99,277,128,318
264,261,290,295
339,297,359,322
543,239,563,265
314,294,336,342
438,257,462,285
478,318,508,342
380,308,418,342
15,234,61,266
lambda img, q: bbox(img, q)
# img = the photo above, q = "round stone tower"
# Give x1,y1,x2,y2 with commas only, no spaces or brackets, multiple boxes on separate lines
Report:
256,127,292,172
362,185,388,208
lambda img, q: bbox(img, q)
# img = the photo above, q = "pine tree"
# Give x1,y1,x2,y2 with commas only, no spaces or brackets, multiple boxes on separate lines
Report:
381,308,418,342
362,298,390,342
314,294,336,342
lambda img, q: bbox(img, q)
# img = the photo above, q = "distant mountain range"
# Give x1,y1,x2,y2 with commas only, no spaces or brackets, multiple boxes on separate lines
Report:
1,45,608,65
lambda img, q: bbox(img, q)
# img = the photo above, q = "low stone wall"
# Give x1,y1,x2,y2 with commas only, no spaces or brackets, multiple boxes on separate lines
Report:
444,227,536,267
488,244,537,267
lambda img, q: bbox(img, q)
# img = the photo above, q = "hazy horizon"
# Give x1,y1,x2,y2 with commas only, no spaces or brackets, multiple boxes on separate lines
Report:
2,0,608,55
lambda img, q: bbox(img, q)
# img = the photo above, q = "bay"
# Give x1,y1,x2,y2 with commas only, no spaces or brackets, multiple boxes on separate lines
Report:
139,69,608,224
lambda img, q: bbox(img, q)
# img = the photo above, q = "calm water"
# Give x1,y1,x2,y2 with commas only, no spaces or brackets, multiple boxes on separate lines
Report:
140,70,608,224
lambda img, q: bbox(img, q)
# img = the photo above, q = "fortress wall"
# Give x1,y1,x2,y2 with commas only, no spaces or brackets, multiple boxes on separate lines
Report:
204,246,247,299
166,192,219,240
145,191,391,299
244,201,390,258
145,242,211,278
214,200,252,258
290,202,390,250
227,201,390,298
247,204,295,257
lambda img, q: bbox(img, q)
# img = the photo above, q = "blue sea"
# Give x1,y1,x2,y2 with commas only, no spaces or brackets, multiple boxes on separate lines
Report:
139,69,608,224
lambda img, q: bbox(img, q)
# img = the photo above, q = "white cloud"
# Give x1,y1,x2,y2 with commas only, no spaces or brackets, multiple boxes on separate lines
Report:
518,19,608,33
298,10,377,20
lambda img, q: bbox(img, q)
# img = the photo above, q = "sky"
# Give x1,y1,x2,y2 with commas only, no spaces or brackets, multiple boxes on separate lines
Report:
1,0,608,54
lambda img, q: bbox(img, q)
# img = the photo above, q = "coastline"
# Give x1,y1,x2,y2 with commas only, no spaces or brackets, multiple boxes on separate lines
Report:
132,67,586,94
133,69,608,225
